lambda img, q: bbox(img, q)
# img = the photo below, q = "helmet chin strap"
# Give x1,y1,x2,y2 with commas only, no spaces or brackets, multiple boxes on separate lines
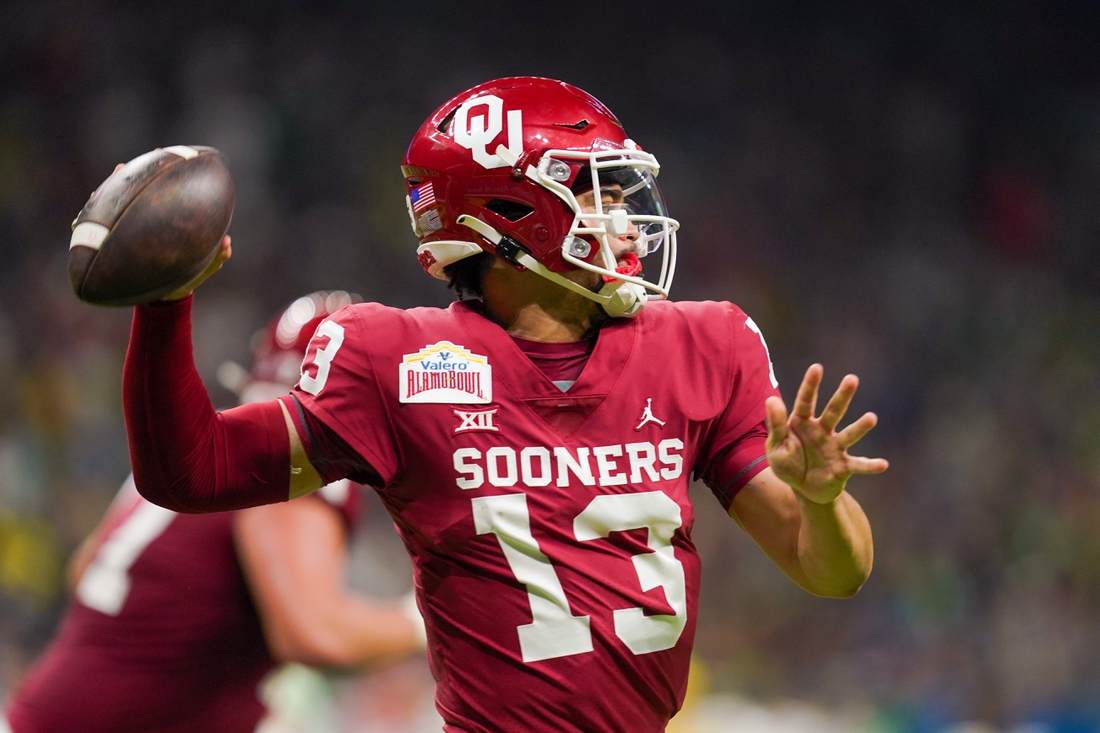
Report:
456,215,645,318
598,279,646,318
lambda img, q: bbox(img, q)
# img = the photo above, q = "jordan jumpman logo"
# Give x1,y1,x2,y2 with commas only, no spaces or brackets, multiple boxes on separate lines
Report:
635,398,666,431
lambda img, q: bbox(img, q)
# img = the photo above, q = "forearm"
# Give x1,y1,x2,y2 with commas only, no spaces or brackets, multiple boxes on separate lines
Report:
795,490,873,598
732,469,873,598
123,297,290,512
279,595,424,668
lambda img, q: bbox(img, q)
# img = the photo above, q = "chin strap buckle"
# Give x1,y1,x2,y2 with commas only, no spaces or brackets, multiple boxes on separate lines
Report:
492,235,527,268
599,280,646,318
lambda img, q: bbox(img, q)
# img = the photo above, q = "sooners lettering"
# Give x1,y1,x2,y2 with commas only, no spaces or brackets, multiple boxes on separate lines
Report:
453,439,684,490
407,370,484,400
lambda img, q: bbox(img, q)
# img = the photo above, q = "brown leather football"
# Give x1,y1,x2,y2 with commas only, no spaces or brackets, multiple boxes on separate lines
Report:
69,146,235,306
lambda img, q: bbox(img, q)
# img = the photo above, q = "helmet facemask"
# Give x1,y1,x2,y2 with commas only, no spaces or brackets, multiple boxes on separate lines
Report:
532,141,679,317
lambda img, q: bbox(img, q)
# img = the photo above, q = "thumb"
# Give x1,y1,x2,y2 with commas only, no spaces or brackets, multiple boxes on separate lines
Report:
764,396,789,448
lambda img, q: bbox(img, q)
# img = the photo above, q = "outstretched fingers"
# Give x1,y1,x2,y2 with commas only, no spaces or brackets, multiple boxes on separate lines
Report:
845,455,890,475
836,411,878,448
764,395,789,448
819,374,858,431
792,364,823,421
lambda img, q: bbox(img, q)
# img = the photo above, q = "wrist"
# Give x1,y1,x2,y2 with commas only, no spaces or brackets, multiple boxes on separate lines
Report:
795,483,845,507
140,293,194,312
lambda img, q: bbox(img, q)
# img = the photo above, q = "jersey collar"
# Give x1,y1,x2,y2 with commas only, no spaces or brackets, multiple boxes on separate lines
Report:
449,300,637,402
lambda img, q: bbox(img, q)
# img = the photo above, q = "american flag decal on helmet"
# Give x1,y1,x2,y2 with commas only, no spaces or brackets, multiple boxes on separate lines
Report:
410,181,436,213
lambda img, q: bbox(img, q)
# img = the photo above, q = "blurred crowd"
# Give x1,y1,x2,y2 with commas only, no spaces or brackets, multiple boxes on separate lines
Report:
1,2,1099,731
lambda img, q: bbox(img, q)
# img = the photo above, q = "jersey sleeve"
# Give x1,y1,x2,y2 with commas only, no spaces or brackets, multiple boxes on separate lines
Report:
695,304,782,510
290,306,402,486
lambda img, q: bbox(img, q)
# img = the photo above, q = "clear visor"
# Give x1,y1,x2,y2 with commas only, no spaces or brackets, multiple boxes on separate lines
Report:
534,144,680,301
575,165,670,258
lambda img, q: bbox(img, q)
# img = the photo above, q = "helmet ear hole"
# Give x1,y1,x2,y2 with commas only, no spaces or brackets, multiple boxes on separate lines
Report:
484,199,534,222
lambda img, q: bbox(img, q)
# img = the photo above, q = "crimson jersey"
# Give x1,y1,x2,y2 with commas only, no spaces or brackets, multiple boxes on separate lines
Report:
291,299,780,733
6,477,361,733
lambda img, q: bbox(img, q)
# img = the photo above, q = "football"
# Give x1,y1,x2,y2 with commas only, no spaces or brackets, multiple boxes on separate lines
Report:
68,146,234,306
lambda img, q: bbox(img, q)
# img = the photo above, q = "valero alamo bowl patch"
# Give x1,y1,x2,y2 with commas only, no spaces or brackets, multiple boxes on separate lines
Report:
399,341,492,404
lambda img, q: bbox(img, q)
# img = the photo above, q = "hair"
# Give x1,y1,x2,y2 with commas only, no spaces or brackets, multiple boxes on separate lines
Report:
444,252,493,300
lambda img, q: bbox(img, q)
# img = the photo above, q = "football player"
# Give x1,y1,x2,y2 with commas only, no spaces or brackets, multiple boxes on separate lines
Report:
117,77,887,732
4,292,424,733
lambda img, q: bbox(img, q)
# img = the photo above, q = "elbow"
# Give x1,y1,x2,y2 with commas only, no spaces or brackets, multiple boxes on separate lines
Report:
132,475,191,514
132,474,203,514
798,534,874,599
819,578,866,599
809,565,872,599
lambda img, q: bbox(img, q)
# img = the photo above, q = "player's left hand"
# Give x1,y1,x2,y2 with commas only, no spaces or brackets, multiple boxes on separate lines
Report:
764,364,888,504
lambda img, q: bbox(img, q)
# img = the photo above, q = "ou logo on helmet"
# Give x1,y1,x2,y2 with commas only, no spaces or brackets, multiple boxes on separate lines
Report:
452,94,523,169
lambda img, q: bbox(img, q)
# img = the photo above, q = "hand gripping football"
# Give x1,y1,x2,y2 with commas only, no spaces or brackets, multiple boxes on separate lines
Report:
69,146,235,306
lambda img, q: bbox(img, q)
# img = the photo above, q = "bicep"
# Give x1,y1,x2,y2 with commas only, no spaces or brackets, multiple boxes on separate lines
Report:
728,467,807,586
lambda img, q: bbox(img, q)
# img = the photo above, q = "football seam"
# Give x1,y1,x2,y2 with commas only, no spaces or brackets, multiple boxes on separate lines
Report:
76,151,196,299
78,152,221,303
79,150,195,230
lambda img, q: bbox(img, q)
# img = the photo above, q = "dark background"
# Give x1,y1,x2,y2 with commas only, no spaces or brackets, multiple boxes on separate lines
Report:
1,2,1099,730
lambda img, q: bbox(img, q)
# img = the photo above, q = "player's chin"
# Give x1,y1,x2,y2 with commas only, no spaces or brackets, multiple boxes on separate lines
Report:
563,268,603,293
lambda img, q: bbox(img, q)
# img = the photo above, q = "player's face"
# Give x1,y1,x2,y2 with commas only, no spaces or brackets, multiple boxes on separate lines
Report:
575,184,642,262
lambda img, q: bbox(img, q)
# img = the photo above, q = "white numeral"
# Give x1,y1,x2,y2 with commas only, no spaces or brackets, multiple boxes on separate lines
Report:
77,485,176,616
299,320,345,396
473,491,686,662
472,494,593,662
574,492,687,654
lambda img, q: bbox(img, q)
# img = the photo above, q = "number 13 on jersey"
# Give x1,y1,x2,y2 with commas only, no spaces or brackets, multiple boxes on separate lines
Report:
472,490,687,663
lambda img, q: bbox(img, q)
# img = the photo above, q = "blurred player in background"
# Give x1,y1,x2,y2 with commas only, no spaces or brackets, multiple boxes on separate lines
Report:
120,77,887,732
3,291,424,733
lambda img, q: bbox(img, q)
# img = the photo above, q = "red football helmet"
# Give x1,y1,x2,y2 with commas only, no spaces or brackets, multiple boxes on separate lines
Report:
403,77,679,318
217,290,361,404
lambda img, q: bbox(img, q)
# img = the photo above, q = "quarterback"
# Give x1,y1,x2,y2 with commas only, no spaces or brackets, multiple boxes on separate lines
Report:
120,78,887,732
